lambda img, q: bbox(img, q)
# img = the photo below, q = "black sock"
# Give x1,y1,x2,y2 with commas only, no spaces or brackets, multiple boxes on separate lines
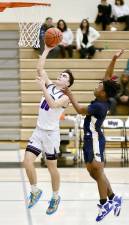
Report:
100,199,107,205
108,193,115,200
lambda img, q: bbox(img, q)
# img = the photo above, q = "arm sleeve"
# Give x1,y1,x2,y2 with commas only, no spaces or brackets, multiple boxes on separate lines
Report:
88,102,102,115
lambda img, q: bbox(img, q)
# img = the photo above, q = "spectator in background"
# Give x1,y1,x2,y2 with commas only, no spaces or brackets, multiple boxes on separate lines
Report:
95,0,115,31
110,70,129,114
39,17,54,55
56,19,74,58
112,0,129,30
76,19,100,59
110,59,129,114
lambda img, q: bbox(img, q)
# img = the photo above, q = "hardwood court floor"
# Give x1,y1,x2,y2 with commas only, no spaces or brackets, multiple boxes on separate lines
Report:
0,149,129,225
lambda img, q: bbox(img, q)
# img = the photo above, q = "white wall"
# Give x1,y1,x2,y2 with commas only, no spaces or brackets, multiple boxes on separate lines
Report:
0,0,129,22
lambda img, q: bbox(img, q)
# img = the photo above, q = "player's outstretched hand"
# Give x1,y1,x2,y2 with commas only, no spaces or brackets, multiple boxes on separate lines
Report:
62,86,72,97
114,49,124,59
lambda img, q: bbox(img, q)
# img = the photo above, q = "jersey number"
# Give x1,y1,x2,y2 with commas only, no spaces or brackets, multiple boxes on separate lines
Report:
41,100,49,111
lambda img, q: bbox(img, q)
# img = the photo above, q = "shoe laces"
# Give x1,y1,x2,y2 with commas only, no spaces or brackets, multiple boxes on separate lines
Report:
30,192,35,201
30,192,39,202
49,198,58,209
113,196,119,203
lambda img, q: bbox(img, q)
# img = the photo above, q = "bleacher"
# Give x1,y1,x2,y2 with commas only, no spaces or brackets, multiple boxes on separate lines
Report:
0,22,129,163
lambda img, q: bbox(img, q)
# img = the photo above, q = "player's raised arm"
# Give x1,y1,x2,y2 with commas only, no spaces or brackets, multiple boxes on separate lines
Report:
36,45,53,86
104,49,124,81
63,87,88,115
36,75,69,108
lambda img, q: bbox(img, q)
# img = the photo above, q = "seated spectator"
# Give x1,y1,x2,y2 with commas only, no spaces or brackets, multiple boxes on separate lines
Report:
39,17,54,55
76,19,100,59
110,69,129,115
56,19,74,58
95,0,114,31
112,0,129,31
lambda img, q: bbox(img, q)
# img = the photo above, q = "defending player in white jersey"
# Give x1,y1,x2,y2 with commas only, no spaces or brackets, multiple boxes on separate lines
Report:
23,45,74,214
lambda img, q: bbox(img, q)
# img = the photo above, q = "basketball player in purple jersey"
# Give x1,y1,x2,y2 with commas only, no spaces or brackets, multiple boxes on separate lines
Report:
23,45,74,214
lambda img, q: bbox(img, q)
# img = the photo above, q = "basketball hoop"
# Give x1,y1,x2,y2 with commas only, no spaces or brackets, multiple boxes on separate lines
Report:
0,2,51,48
18,22,42,48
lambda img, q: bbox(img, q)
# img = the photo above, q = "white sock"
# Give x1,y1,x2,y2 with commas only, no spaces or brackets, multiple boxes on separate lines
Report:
52,191,59,200
31,184,39,193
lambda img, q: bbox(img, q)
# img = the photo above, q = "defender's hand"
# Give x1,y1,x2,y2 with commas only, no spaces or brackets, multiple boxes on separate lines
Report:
113,49,124,60
62,86,72,97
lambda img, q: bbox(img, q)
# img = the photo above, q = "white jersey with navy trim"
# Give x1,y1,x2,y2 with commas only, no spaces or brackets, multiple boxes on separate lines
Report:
37,83,65,130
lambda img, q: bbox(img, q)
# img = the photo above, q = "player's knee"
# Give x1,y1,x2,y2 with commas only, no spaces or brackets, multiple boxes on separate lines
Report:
23,156,30,167
92,167,103,180
23,157,28,168
23,151,37,168
48,165,58,176
87,165,99,179
88,170,97,180
23,157,34,169
46,155,59,173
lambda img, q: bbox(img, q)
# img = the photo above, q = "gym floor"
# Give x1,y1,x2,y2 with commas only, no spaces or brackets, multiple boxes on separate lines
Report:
0,149,129,225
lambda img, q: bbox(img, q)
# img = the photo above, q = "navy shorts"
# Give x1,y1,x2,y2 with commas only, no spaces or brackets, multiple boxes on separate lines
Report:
83,135,105,163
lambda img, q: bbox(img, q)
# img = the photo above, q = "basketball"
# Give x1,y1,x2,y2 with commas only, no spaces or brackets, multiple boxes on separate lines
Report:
44,27,63,47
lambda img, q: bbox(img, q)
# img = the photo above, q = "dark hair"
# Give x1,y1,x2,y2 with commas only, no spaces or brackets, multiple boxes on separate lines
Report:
115,0,124,6
57,19,67,32
63,69,74,87
80,19,89,35
46,17,52,21
103,80,120,98
43,17,53,31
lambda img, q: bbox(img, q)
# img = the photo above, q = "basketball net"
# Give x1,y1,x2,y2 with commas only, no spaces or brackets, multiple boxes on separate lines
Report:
18,22,42,48
0,2,51,48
